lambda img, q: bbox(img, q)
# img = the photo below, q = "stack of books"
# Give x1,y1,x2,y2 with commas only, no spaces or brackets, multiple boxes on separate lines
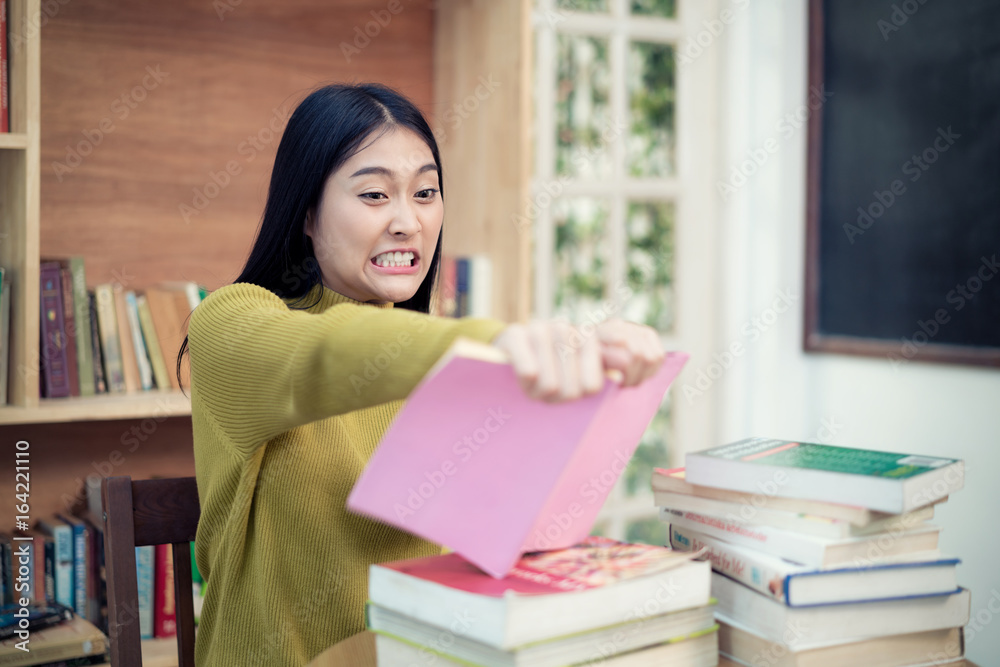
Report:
366,536,718,666
656,437,970,666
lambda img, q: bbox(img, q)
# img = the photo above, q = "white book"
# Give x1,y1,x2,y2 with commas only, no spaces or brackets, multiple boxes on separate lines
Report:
711,572,970,645
661,507,941,568
669,523,957,607
125,291,154,390
375,627,720,667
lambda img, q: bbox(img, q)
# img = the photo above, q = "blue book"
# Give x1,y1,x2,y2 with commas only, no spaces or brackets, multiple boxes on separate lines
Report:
136,545,154,639
36,518,74,608
455,258,470,317
56,514,88,617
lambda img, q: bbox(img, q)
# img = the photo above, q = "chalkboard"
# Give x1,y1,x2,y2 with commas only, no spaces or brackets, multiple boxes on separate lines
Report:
804,0,1000,367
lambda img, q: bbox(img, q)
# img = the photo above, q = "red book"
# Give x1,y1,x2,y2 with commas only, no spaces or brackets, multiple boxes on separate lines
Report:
153,543,176,637
39,261,71,397
1,0,8,133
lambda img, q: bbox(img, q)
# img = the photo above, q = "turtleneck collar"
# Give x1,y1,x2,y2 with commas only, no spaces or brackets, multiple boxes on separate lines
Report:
286,281,396,314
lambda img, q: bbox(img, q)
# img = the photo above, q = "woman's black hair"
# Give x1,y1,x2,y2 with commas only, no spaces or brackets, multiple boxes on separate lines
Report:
176,83,444,391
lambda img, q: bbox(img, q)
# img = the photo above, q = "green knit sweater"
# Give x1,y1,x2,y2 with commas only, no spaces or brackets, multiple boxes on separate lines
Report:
187,281,506,665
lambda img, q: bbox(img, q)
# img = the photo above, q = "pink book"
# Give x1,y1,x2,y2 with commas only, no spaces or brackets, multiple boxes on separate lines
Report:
347,338,689,578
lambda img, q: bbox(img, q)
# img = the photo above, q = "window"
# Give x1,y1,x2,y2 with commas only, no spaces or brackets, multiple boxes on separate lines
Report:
532,0,708,545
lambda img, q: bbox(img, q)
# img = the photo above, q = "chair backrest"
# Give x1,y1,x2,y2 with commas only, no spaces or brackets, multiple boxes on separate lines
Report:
102,475,201,667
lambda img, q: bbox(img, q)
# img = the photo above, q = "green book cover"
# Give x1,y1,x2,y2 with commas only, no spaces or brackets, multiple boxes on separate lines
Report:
700,437,959,480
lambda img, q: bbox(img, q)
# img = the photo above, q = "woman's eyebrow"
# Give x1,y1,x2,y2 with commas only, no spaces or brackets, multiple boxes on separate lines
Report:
349,163,438,178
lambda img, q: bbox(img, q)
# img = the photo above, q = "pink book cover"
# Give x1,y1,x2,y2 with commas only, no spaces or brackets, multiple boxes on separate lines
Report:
347,339,689,578
377,536,702,596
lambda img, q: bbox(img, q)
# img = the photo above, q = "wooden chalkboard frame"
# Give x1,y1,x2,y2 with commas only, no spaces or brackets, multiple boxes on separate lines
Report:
803,0,1000,368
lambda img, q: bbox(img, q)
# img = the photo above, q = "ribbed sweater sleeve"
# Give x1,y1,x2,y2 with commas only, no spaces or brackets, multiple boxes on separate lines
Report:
187,282,507,455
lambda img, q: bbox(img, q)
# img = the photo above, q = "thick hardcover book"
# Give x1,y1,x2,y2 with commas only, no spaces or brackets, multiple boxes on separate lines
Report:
670,524,958,607
35,518,73,608
68,257,95,396
685,438,964,514
94,283,125,393
661,508,940,568
368,536,710,650
153,543,176,637
711,572,970,645
0,613,107,666
348,338,689,578
39,262,72,398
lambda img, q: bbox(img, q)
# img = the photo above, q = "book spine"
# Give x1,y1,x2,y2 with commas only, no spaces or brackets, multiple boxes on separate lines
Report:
469,255,492,318
669,523,790,603
125,291,154,390
437,256,457,317
136,545,154,638
153,543,176,637
70,521,88,617
43,537,55,603
137,294,170,390
58,263,81,396
113,286,141,392
94,284,125,393
79,514,104,628
88,291,107,393
39,262,72,397
32,536,46,603
69,257,95,396
51,524,74,607
1,0,8,133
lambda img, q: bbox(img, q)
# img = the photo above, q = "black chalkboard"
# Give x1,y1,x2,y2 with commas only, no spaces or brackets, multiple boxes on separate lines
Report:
804,0,1000,367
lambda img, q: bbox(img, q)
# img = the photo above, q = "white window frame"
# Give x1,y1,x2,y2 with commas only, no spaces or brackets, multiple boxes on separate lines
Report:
531,0,721,541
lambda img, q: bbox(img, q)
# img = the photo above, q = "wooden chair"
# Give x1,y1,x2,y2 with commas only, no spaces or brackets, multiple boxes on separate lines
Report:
101,475,201,666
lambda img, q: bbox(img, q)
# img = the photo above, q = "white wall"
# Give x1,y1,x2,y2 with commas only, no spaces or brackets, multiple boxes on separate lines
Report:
708,1,1000,663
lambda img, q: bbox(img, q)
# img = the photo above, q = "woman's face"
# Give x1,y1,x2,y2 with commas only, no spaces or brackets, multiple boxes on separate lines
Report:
305,127,443,304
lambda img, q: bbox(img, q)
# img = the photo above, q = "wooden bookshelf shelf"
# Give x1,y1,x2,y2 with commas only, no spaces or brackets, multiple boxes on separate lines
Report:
0,132,29,149
0,389,191,424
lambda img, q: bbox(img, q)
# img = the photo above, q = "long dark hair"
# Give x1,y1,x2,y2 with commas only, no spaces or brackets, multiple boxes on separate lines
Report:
177,83,445,390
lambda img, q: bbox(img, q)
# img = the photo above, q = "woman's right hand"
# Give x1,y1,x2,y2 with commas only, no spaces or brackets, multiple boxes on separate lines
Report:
491,319,664,402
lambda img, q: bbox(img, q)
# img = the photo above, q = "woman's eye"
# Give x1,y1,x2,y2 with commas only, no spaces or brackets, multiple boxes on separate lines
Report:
416,188,439,200
361,192,387,201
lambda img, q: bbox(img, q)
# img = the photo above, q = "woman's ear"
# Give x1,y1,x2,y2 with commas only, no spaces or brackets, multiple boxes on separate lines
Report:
304,209,315,239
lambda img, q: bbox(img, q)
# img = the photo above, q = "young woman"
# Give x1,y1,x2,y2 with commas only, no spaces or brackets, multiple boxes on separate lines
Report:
182,83,664,665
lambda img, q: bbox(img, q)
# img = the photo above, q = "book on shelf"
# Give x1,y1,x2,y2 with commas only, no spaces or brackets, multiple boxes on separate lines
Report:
368,536,712,653
9,530,47,604
717,617,964,667
136,544,154,639
685,437,964,514
35,518,74,609
0,601,73,640
39,261,73,398
668,523,958,607
0,613,107,667
93,283,126,394
144,286,193,390
112,285,142,393
348,338,689,578
55,515,90,619
135,293,170,391
124,290,154,390
67,257,95,397
153,543,176,638
52,259,82,397
87,291,107,394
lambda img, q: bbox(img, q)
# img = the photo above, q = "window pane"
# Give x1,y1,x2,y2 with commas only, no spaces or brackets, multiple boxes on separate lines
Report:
557,35,612,178
625,517,668,546
623,201,675,332
630,0,676,18
556,0,609,12
628,42,676,177
553,198,608,323
622,395,671,498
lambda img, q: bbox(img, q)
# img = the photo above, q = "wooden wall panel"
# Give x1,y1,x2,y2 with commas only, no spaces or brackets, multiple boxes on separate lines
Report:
39,0,435,291
6,0,435,520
